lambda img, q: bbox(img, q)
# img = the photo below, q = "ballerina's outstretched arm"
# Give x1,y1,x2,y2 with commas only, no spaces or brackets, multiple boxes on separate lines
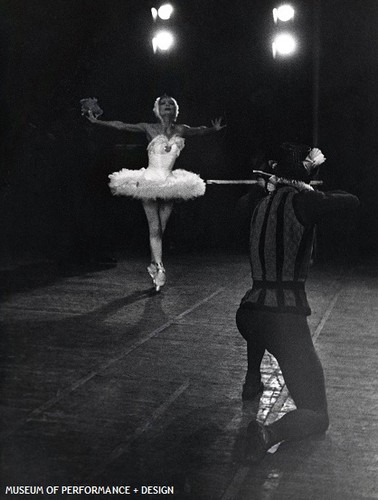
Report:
85,110,148,133
179,117,226,137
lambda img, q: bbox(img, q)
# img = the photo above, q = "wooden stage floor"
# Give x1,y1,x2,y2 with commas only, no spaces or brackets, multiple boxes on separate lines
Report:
0,253,377,499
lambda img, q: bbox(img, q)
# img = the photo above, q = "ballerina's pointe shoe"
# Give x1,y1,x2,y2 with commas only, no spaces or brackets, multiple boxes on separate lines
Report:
154,263,166,292
147,262,158,281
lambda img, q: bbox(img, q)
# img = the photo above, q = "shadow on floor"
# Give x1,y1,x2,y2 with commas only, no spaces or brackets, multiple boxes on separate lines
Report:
0,260,117,298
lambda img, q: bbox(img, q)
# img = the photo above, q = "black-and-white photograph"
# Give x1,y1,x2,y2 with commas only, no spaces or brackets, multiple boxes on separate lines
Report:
0,1,377,498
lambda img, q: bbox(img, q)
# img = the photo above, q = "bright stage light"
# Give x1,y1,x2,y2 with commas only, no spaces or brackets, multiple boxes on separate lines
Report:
151,7,158,21
273,4,295,23
272,32,297,57
158,3,174,20
152,30,175,52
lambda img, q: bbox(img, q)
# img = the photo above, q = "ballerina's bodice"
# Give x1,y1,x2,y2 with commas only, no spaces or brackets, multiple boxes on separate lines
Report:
145,134,185,180
108,133,205,200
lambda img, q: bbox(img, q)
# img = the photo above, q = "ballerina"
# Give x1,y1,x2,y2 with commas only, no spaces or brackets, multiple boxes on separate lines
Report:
82,95,225,291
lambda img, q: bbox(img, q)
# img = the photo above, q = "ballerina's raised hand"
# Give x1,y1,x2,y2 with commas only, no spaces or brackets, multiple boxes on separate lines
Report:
211,117,227,132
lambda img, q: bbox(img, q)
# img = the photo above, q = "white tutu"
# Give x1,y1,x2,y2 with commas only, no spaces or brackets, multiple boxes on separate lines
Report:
108,135,206,200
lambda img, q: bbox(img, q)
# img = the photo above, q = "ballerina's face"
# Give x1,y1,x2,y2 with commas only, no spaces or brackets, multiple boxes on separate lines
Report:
158,96,178,117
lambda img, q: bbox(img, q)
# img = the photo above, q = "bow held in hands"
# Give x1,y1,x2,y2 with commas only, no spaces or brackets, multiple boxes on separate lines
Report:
211,117,226,131
80,98,103,121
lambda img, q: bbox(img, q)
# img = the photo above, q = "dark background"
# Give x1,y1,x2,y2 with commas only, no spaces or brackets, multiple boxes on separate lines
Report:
0,0,377,266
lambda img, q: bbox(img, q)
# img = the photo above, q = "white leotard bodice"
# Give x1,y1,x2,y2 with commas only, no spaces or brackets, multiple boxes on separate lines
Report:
145,134,185,180
108,133,205,200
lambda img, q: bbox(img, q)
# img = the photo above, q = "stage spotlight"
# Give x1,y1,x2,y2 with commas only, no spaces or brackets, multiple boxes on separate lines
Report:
158,3,174,20
152,30,175,53
273,4,295,23
151,7,158,21
272,32,297,57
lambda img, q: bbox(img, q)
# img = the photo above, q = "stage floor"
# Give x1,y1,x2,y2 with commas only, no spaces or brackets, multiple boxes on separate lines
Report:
1,253,377,499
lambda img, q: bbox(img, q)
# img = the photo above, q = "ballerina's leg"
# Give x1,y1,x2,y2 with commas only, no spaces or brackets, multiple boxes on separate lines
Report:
152,201,174,290
142,200,169,291
142,200,162,264
158,201,174,234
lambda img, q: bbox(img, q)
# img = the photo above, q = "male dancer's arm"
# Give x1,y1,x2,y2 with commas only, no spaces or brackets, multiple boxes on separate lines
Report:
294,190,360,226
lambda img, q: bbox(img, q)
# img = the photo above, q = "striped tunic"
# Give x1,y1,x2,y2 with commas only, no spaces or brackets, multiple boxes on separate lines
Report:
241,185,314,315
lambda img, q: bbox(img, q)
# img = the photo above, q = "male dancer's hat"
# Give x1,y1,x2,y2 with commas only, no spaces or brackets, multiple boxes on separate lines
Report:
273,142,326,182
274,143,313,182
253,143,326,184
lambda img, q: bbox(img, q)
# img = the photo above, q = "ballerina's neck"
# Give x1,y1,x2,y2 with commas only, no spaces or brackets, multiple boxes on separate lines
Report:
159,119,176,137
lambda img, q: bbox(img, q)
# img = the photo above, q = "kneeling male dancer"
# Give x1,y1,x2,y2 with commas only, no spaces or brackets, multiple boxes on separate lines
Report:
236,142,359,463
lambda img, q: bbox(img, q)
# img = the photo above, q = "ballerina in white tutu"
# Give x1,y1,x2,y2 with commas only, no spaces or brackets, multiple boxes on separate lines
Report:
83,95,225,291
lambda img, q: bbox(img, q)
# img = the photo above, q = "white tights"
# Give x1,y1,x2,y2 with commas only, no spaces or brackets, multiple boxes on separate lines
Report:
142,200,173,264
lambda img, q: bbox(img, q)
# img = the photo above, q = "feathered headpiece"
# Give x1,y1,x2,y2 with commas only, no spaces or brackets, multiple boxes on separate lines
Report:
153,94,179,121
